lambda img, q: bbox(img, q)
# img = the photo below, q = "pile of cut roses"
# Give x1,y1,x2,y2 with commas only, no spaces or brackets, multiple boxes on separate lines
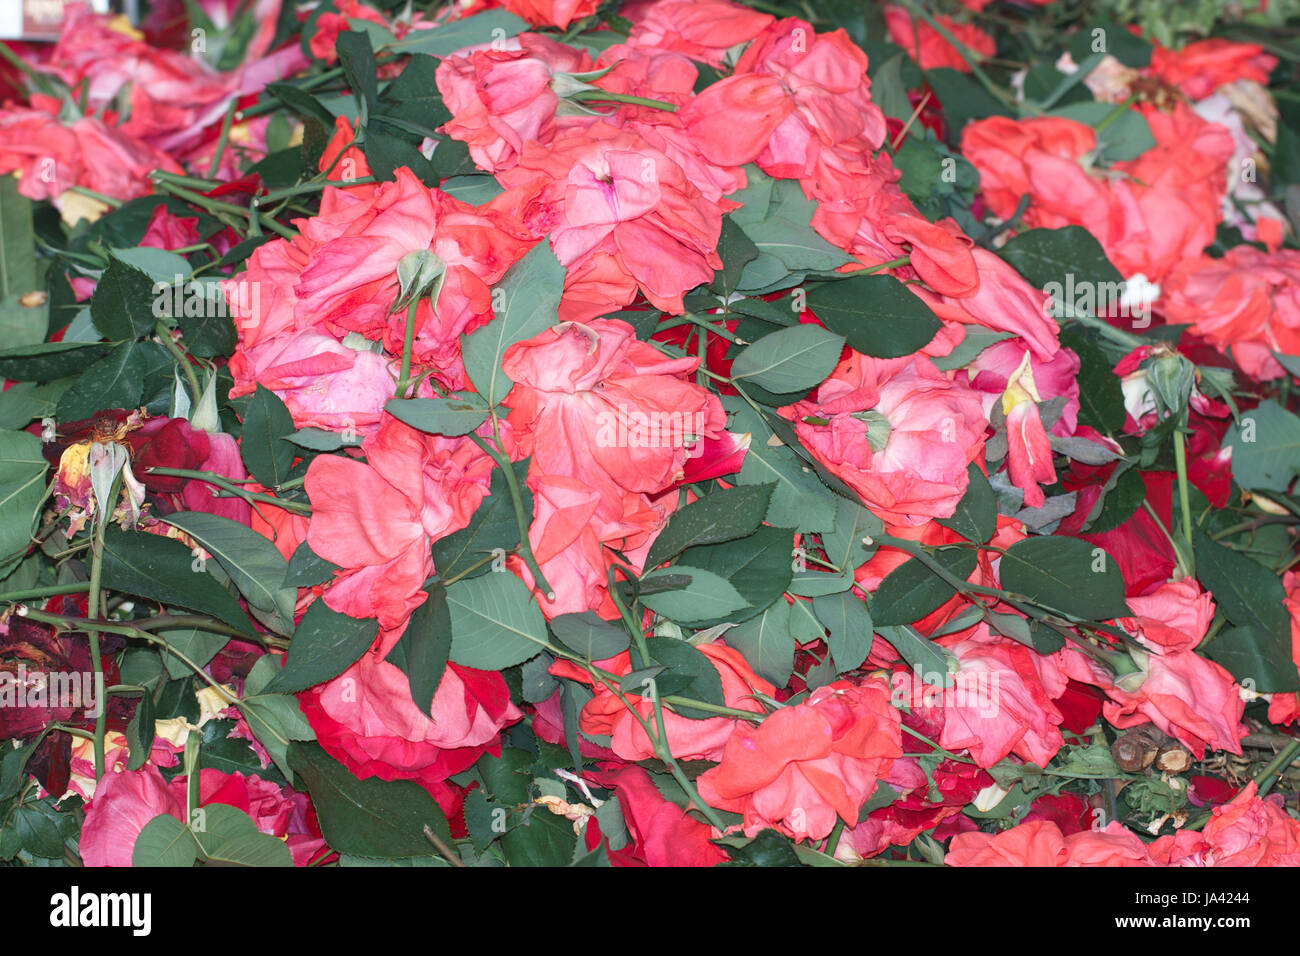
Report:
1,0,1300,869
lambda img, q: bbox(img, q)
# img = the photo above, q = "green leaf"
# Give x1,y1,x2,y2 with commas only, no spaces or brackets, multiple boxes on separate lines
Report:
0,734,46,800
132,814,199,867
241,693,316,746
0,429,46,565
385,396,489,436
813,591,873,673
1059,329,1126,434
1066,17,1152,68
364,127,441,186
240,385,297,489
447,572,549,669
936,464,996,543
1203,624,1299,694
0,294,48,349
267,82,337,126
178,303,237,359
1194,529,1291,676
100,527,257,635
805,274,942,358
290,742,451,858
821,495,883,571
679,525,796,626
284,427,354,452
500,804,577,866
125,693,155,772
1000,227,1125,302
161,511,295,629
999,537,1130,620
725,599,796,686
284,541,340,588
730,324,845,394
159,624,229,681
191,804,293,867
0,380,69,429
476,747,533,804
0,341,110,381
643,483,773,569
1083,464,1144,533
1050,101,1155,162
388,9,528,57
336,30,379,113
1224,400,1300,492
0,175,37,301
549,611,631,661
90,259,159,340
923,68,1012,136
387,585,452,715
644,636,726,718
462,242,563,406
727,399,837,533
432,459,531,581
715,828,802,867
875,625,954,678
55,342,149,420
712,216,759,295
266,600,379,693
871,549,978,627
638,567,748,624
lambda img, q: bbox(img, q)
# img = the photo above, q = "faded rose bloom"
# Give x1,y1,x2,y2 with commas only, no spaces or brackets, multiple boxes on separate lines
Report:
501,319,737,616
495,122,727,319
1148,782,1300,866
1162,246,1300,382
884,5,995,73
1148,38,1277,101
582,764,727,867
79,765,326,867
697,678,902,842
1266,571,1300,727
305,414,493,632
946,819,1153,866
299,651,522,808
549,642,775,762
435,34,593,173
782,351,988,527
504,0,601,29
622,0,773,66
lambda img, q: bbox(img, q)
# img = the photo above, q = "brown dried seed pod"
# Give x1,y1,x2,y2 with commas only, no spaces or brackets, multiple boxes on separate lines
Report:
1153,745,1193,774
1112,732,1157,772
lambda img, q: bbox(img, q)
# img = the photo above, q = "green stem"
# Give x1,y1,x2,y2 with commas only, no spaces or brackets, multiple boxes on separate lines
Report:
207,100,238,180
656,312,745,345
155,320,204,408
395,297,419,399
143,467,311,514
1172,429,1195,564
567,90,678,111
863,255,911,274
67,186,122,209
87,521,107,782
465,430,554,601
259,177,379,203
903,1,1023,114
824,818,846,858
1254,739,1300,798
0,582,91,604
